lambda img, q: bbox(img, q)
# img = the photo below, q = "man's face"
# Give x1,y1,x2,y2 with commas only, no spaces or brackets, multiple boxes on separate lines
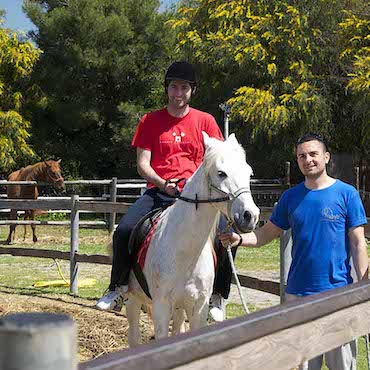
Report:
167,80,192,110
296,140,330,179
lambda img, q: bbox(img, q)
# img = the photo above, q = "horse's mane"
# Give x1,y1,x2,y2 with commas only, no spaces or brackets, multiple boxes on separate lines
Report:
12,161,57,181
202,139,246,177
17,162,47,181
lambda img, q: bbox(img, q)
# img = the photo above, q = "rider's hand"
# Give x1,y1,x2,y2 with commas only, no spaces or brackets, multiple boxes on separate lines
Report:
218,231,242,248
163,178,179,196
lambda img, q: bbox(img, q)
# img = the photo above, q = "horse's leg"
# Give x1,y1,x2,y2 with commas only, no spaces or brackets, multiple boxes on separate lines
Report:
23,211,29,241
6,209,17,244
152,300,172,339
126,296,143,347
186,298,209,331
30,210,37,243
172,308,187,335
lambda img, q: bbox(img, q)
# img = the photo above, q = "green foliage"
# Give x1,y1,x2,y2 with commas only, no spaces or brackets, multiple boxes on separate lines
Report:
24,0,176,178
337,9,370,156
340,11,370,93
167,0,370,178
0,15,41,171
170,0,332,139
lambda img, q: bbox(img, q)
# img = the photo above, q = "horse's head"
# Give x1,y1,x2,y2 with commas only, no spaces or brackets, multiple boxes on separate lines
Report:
44,159,65,193
202,132,260,233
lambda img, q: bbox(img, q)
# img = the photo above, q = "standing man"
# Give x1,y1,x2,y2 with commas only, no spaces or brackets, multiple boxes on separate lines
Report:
219,132,368,370
96,61,234,321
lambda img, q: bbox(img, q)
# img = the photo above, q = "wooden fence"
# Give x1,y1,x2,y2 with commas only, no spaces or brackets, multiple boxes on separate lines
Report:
1,184,370,369
0,196,280,296
0,175,289,234
2,278,370,369
78,279,370,370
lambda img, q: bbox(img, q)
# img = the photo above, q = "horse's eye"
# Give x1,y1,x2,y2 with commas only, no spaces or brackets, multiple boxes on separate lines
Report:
218,171,227,179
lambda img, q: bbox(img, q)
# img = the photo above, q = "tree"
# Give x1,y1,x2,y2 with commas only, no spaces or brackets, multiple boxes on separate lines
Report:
24,0,176,178
336,8,370,158
169,0,370,179
0,12,41,171
170,1,332,137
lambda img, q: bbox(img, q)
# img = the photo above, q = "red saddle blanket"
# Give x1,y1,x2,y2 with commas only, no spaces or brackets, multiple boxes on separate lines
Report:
137,216,160,269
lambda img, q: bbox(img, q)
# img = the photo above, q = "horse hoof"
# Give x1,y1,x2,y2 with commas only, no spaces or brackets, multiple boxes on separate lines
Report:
33,237,38,243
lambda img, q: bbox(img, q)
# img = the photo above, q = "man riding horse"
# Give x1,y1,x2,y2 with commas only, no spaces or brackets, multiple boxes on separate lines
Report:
96,61,239,322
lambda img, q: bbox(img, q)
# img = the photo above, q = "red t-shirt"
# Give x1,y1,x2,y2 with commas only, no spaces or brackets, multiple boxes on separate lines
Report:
131,107,224,188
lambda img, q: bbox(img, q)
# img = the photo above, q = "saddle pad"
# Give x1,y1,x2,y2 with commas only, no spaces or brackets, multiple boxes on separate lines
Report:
129,208,163,299
137,215,160,269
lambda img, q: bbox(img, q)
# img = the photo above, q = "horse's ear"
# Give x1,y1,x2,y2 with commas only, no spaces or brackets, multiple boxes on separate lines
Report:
202,131,211,148
226,133,239,145
57,159,61,164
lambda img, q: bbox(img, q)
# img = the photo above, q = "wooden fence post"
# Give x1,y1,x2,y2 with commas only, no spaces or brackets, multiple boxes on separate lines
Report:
108,177,117,235
285,161,291,187
280,229,292,304
355,166,360,191
0,312,77,369
70,194,79,295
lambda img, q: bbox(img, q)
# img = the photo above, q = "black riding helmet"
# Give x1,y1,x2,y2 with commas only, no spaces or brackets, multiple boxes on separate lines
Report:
164,61,197,94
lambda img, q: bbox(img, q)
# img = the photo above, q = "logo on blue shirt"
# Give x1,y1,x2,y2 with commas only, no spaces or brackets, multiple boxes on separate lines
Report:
321,207,340,221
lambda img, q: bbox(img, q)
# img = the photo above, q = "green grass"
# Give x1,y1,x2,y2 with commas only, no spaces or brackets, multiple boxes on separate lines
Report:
234,238,280,271
0,225,111,300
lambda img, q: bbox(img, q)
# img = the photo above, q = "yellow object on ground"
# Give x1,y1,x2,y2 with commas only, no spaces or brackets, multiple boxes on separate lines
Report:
32,259,97,288
32,278,97,288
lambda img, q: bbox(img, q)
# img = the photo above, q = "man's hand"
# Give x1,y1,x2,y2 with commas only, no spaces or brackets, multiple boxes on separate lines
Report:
218,231,242,248
163,178,180,197
218,221,282,249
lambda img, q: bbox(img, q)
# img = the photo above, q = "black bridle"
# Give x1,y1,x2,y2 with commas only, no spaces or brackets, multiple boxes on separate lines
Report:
170,178,251,221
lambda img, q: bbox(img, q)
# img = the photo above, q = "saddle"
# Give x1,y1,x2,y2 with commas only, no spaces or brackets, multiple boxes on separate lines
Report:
128,208,163,299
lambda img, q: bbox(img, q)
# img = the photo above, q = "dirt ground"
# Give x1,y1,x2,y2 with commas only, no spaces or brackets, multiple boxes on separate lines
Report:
0,289,154,363
0,271,280,364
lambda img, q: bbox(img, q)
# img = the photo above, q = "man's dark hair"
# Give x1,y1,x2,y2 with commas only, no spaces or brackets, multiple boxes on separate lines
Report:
296,132,329,152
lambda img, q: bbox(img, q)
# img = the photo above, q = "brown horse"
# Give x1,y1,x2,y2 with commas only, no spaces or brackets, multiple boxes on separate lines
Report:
6,160,65,244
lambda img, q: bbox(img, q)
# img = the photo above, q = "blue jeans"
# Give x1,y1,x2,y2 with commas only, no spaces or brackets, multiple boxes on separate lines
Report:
109,187,237,299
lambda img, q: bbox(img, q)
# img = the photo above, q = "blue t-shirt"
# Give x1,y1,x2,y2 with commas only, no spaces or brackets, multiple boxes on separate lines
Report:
270,180,367,296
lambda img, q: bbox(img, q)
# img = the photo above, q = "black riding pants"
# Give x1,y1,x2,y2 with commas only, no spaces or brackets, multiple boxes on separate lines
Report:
110,187,237,299
109,188,174,290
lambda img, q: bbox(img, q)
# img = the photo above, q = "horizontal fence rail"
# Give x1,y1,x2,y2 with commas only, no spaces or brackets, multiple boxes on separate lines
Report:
0,220,107,229
0,246,110,264
0,199,131,213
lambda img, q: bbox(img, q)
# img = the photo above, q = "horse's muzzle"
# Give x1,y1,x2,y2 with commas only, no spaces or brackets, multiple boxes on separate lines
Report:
233,209,260,233
55,180,65,193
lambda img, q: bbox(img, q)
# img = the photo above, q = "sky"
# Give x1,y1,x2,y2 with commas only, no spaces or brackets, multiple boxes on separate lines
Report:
0,0,179,33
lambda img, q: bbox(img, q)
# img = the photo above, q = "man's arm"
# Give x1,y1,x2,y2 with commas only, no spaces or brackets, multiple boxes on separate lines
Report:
136,148,178,196
219,221,283,248
349,225,369,281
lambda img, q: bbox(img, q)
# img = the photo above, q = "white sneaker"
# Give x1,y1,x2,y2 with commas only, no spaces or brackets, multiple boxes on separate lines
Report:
96,286,127,311
209,293,226,322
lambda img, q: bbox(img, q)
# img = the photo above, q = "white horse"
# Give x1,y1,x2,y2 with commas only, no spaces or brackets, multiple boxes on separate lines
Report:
126,132,260,346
